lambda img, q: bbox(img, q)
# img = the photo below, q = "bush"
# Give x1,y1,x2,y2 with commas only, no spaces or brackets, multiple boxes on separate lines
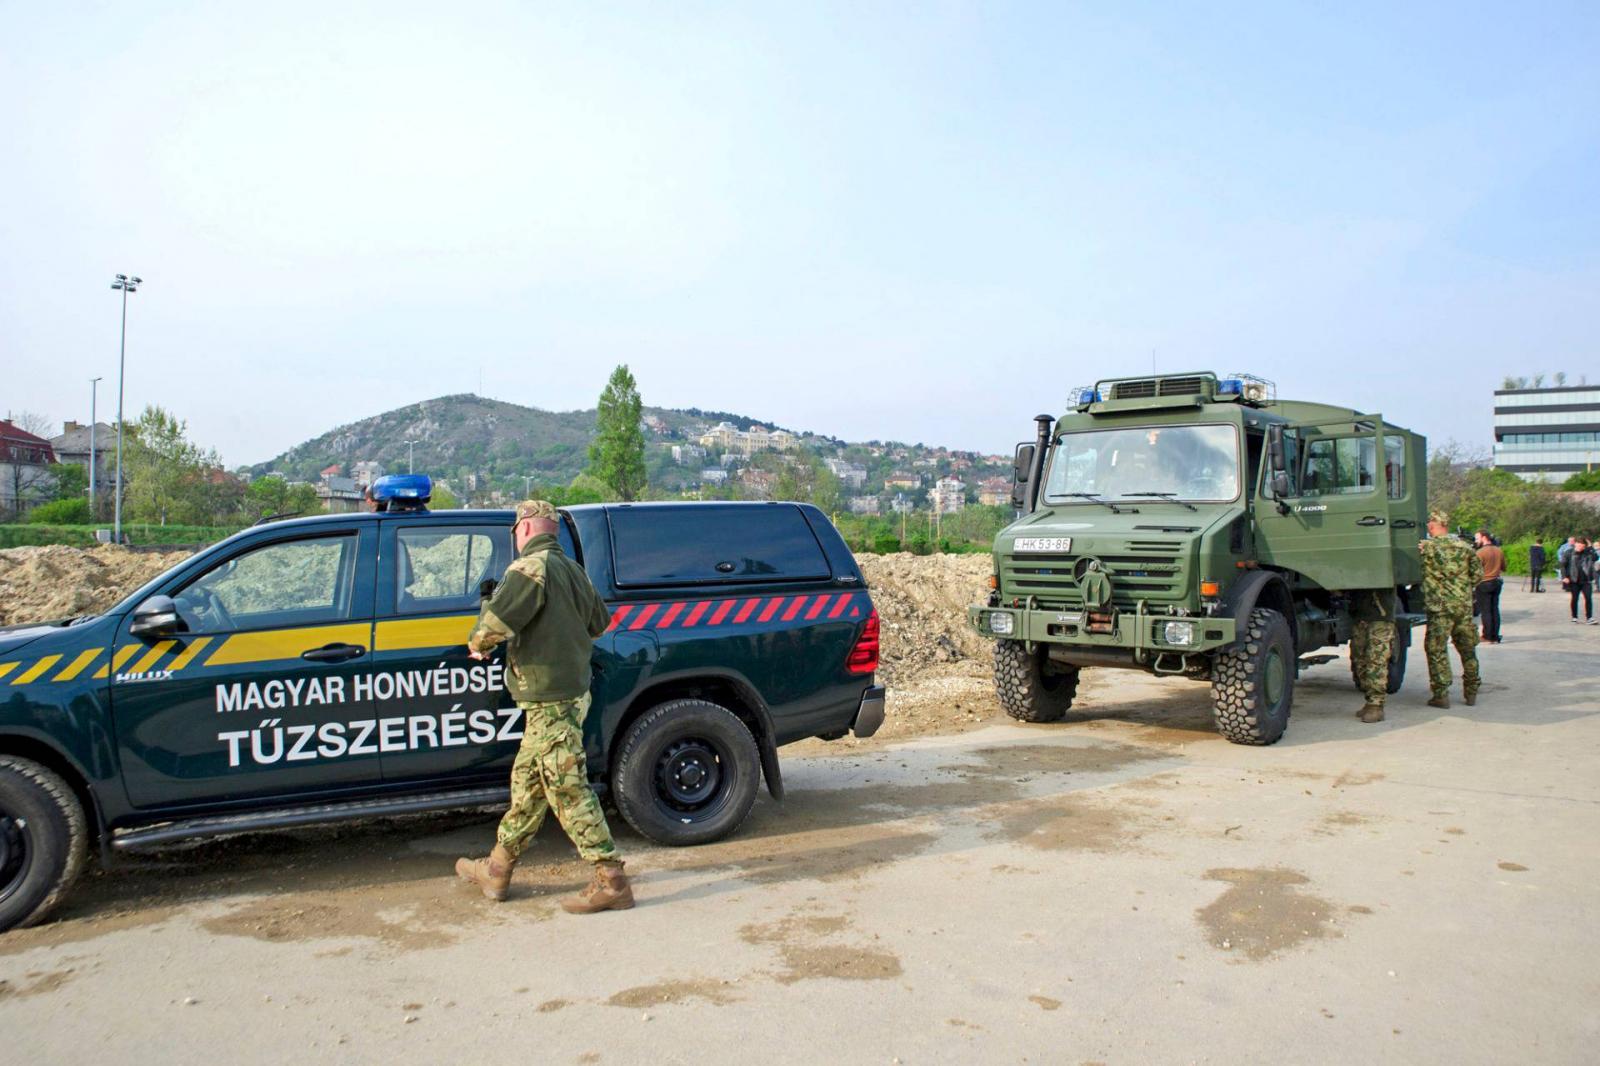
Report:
26,499,91,525
870,533,902,554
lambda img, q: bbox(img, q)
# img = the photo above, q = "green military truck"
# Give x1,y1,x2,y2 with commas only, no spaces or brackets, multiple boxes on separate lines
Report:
969,372,1426,745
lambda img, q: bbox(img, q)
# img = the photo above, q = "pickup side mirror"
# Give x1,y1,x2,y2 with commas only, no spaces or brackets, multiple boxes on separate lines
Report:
1011,444,1036,509
130,594,182,637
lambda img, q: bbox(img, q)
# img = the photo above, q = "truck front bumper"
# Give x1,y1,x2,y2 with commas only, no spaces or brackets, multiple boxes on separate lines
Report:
967,604,1238,658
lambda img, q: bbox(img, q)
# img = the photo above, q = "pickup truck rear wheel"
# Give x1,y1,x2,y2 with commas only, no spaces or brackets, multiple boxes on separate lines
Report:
1211,608,1294,745
0,756,89,933
994,639,1080,723
612,699,761,846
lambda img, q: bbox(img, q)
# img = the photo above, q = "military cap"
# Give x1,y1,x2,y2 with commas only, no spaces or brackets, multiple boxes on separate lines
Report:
1428,510,1450,527
513,499,558,524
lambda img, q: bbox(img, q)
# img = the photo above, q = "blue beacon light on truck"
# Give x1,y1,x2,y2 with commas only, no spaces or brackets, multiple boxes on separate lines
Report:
1216,378,1244,396
372,474,432,503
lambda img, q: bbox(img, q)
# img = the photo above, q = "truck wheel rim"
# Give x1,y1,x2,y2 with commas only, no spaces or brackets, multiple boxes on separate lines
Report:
0,813,30,907
654,739,728,817
1264,648,1287,705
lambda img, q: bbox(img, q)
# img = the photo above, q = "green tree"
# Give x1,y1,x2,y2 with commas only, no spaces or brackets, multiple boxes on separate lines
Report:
27,498,91,524
50,463,88,502
1561,470,1600,492
587,365,647,501
123,406,221,525
244,476,320,521
431,485,461,510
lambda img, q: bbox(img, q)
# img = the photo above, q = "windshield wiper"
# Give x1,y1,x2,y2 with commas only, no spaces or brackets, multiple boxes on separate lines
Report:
1120,491,1198,512
1063,492,1130,514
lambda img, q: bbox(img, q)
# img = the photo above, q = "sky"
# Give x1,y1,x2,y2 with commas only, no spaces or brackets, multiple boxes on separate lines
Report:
3,2,1597,468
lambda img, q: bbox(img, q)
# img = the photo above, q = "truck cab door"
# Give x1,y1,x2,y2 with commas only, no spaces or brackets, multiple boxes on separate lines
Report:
1384,431,1427,589
1255,416,1396,591
112,525,379,809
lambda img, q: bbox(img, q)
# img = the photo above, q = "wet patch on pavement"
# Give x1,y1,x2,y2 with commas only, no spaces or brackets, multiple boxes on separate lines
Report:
740,910,902,985
1197,867,1347,961
0,967,77,1000
605,977,739,1008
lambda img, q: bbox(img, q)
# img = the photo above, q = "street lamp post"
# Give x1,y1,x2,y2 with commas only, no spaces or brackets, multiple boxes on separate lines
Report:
110,274,142,543
404,440,417,473
522,475,534,498
89,377,102,518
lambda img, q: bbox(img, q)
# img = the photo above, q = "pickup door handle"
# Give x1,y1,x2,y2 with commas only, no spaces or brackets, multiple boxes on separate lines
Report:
1392,519,1417,529
1356,516,1387,527
301,643,366,663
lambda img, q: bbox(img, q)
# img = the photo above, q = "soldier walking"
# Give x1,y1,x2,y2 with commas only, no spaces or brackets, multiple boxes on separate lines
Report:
1348,588,1396,723
1420,510,1483,709
455,500,634,914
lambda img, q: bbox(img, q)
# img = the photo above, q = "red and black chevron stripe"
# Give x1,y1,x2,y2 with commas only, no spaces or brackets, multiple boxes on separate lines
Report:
604,591,869,633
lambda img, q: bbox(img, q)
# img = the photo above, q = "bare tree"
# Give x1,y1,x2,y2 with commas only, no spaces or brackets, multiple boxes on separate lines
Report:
1554,371,1568,386
8,410,56,439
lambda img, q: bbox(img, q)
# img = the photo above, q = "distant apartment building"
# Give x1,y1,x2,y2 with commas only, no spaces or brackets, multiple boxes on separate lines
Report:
700,468,729,485
316,470,364,513
672,444,707,465
1492,383,1600,482
933,477,966,513
885,472,921,491
889,493,916,514
824,457,868,489
0,419,58,515
738,468,776,498
351,460,384,488
49,421,117,490
697,422,799,457
977,476,1012,507
848,496,881,515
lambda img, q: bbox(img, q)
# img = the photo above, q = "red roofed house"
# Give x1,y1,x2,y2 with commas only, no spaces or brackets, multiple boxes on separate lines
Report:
1,419,59,516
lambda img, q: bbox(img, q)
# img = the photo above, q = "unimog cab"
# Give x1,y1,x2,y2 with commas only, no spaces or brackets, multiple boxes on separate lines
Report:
969,371,1427,745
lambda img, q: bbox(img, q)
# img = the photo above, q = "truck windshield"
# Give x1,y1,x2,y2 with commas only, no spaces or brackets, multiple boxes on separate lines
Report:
1044,424,1240,504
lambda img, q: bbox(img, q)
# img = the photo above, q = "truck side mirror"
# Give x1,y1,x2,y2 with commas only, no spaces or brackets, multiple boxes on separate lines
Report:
1266,424,1286,484
130,594,182,637
1011,444,1035,508
1271,472,1291,499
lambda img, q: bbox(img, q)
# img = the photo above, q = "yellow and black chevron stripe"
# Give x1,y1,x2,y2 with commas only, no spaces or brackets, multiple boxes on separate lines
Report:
0,616,485,686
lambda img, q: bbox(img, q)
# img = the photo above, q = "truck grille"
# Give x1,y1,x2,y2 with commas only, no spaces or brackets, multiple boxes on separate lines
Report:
1111,379,1156,399
1002,540,1186,610
1158,375,1205,395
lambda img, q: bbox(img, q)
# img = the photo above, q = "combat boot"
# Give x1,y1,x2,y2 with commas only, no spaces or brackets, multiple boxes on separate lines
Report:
1427,694,1451,710
1464,691,1478,707
455,844,516,901
562,860,634,914
1357,703,1385,723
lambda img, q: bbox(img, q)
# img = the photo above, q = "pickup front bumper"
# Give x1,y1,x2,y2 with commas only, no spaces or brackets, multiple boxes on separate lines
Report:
967,604,1238,657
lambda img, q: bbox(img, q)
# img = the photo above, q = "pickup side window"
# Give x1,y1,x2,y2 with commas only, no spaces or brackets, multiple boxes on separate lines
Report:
174,534,358,632
611,505,830,587
1300,436,1376,496
396,526,509,614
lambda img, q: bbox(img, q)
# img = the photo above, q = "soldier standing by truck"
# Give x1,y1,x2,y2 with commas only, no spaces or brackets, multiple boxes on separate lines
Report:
454,499,634,914
1420,510,1483,709
1349,589,1396,723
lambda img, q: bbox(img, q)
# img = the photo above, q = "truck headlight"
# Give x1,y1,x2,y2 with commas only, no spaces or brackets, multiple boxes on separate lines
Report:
1162,621,1195,646
989,612,1014,635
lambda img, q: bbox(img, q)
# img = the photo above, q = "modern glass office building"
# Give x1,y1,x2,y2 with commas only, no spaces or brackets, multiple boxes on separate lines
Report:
1492,385,1600,482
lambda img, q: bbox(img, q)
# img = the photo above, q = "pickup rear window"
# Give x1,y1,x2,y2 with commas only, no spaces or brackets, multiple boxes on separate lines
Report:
610,505,830,587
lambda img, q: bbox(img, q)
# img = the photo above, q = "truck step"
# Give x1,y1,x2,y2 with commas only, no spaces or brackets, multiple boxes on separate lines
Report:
1297,655,1339,667
111,785,511,851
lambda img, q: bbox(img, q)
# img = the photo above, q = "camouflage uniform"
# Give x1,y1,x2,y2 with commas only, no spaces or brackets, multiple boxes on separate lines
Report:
1348,589,1396,708
495,693,616,861
1420,515,1483,702
468,500,618,864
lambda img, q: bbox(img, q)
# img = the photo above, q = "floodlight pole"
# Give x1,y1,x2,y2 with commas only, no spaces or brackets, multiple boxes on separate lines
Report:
110,274,141,543
89,377,102,515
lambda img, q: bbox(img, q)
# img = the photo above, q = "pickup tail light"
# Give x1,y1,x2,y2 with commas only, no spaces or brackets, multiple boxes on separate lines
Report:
846,609,881,675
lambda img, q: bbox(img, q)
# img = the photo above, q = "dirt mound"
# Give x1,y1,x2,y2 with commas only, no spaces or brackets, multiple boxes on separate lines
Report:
0,545,195,626
855,552,993,686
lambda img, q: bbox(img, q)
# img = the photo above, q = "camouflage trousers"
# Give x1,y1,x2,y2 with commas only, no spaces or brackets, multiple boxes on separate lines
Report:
1424,610,1480,699
496,693,619,864
1350,618,1395,706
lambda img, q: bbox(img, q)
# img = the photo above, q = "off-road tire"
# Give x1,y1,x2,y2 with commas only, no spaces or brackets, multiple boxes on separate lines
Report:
994,639,1081,723
612,699,761,847
1349,632,1409,695
1211,608,1295,745
0,756,90,933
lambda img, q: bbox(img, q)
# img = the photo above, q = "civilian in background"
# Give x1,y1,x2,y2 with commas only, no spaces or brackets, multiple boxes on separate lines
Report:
1560,536,1597,624
1529,538,1546,592
1474,530,1506,643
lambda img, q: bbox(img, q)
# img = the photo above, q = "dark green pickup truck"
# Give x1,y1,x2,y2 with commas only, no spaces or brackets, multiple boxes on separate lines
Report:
0,501,884,931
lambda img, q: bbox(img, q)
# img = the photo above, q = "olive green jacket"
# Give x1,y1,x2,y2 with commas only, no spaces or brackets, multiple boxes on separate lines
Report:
468,534,611,703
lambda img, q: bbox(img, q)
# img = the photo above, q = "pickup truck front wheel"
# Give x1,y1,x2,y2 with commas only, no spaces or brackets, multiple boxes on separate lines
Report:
994,639,1080,723
0,756,89,933
612,699,761,846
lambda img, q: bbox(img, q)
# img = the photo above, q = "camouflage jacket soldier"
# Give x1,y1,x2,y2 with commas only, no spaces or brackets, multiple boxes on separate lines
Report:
469,531,611,702
1419,535,1483,616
